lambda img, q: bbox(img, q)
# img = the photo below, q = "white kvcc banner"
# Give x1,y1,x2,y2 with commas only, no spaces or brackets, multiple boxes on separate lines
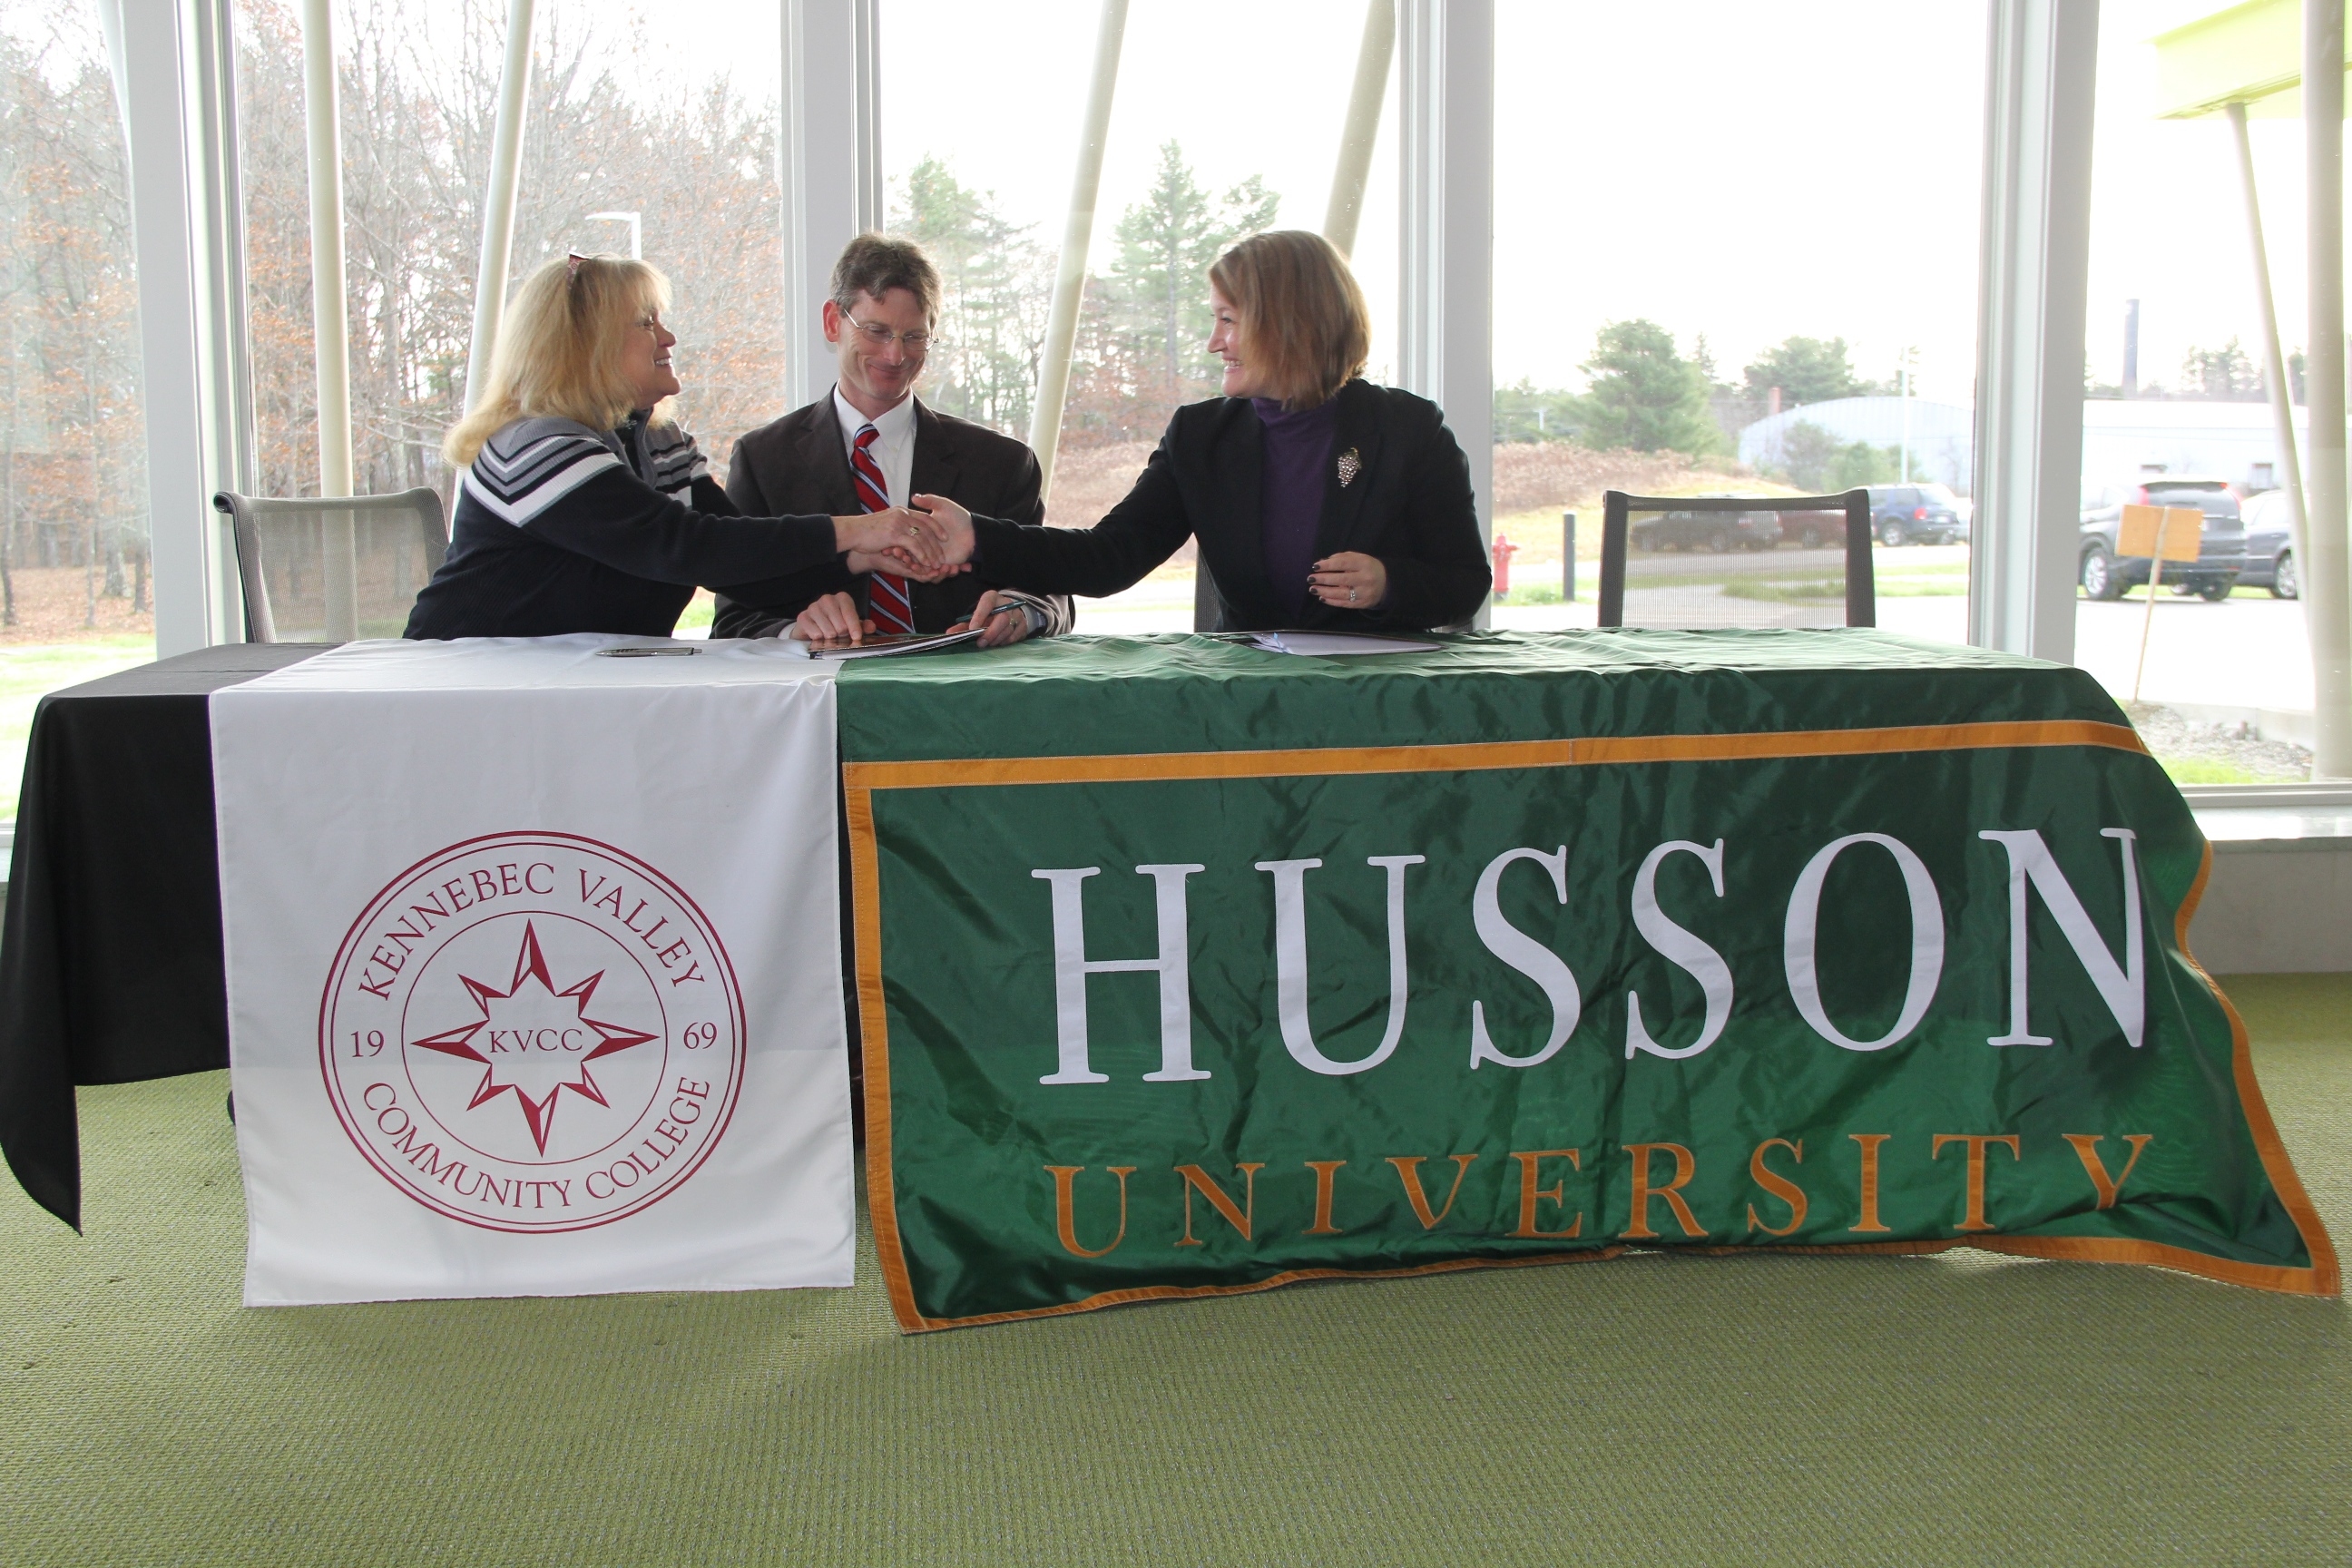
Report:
211,636,852,1305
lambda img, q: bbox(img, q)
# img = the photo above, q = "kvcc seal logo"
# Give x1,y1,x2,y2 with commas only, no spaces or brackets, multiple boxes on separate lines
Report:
320,832,744,1232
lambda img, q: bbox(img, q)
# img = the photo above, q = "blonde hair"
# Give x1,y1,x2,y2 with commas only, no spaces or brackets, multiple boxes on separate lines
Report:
1207,230,1370,411
444,255,674,467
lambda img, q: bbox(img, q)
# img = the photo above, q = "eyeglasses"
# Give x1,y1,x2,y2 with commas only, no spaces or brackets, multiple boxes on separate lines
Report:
841,309,942,355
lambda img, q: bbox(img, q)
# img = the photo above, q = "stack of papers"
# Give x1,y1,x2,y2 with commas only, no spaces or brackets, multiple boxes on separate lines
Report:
794,627,989,661
1247,631,1443,657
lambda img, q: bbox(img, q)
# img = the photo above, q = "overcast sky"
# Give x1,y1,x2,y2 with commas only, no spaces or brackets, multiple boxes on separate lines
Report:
119,0,2337,411
358,0,2352,407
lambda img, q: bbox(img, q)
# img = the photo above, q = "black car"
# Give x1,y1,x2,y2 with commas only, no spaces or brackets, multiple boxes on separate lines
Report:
2239,487,2299,599
1627,504,1778,553
1866,483,1968,545
2077,477,2248,602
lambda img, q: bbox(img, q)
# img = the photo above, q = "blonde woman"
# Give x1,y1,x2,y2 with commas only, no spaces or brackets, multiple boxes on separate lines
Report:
912,230,1489,632
407,254,950,640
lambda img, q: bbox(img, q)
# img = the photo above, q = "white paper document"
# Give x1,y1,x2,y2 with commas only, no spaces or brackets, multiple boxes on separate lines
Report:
211,636,853,1305
1250,631,1443,656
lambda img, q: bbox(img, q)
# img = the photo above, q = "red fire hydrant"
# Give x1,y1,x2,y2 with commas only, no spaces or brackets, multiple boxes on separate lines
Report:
1492,534,1517,599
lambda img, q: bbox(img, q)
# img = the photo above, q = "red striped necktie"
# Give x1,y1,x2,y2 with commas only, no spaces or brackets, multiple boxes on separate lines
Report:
853,424,915,633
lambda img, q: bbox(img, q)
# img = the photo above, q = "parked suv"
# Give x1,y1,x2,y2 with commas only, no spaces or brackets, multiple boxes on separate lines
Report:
1866,483,1968,545
2077,477,2248,602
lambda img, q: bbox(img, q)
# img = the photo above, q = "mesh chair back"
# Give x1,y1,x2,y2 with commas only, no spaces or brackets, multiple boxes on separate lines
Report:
213,487,448,642
1597,489,1875,630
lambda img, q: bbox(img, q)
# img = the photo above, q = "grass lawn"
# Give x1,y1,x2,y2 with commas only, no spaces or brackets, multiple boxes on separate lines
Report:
2157,756,2292,785
0,638,158,821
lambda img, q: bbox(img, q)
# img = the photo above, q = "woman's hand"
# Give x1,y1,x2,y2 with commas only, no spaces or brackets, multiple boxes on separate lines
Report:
834,507,954,580
1308,552,1387,612
946,589,1034,650
790,591,870,644
908,494,977,569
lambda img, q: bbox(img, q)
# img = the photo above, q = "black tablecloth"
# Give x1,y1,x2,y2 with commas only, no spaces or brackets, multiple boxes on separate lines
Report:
0,644,328,1230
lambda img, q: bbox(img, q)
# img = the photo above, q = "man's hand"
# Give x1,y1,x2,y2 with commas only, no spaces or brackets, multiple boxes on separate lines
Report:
789,591,871,644
907,494,977,568
945,589,1034,650
833,507,956,580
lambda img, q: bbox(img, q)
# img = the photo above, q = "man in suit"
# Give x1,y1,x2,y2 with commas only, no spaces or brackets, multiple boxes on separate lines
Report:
710,234,1069,644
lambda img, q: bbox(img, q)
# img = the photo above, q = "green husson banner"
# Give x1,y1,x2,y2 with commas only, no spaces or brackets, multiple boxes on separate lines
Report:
839,632,2335,1331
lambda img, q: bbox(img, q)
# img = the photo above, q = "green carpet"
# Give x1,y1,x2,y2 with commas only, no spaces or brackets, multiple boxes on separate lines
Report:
4,975,2347,1567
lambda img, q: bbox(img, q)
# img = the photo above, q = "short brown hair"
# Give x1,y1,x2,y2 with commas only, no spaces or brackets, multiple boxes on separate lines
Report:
444,254,672,466
1208,230,1370,411
831,233,942,323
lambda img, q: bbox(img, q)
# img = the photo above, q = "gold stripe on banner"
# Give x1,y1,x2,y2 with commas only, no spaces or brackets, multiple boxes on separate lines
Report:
843,719,2150,794
847,723,2337,1332
845,786,926,1331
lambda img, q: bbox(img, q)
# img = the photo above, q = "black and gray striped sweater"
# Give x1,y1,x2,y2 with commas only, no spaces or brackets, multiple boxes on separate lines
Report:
405,412,839,639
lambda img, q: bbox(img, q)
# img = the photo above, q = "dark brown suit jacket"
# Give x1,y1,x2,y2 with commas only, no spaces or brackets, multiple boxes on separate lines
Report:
710,396,1069,638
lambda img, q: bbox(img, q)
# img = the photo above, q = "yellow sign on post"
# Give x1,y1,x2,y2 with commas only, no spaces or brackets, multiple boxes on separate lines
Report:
2121,505,2208,703
2118,504,2205,561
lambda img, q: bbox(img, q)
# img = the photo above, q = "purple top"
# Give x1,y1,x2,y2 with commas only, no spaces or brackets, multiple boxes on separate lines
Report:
1254,396,1339,620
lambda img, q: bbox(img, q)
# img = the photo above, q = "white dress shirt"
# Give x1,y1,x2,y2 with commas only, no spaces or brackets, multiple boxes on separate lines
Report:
826,383,1058,637
833,386,917,509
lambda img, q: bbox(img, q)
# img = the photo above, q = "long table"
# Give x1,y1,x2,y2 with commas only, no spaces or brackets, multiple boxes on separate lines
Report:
0,632,2335,1321
0,644,323,1228
836,631,2335,1325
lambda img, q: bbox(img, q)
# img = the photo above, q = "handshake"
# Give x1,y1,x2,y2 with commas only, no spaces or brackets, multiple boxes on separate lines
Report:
831,493,977,582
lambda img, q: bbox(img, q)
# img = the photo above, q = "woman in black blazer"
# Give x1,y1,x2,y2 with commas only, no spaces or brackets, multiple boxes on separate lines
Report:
914,230,1491,632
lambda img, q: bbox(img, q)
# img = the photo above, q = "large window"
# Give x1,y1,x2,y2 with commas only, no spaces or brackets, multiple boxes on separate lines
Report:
2077,0,2313,785
0,0,155,818
234,0,784,632
882,0,1399,632
1487,1,1986,635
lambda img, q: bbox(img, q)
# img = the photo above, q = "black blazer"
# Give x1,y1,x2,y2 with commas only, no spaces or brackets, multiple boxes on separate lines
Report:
968,379,1490,632
711,396,1067,638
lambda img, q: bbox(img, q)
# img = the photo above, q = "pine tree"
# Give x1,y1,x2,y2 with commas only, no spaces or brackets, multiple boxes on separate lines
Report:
1573,320,1721,456
1104,142,1279,409
893,155,1046,436
2180,338,2262,402
1740,335,1875,407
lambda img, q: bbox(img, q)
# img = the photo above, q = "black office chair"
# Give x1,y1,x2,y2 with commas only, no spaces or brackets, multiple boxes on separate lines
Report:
213,487,449,642
1597,488,1876,631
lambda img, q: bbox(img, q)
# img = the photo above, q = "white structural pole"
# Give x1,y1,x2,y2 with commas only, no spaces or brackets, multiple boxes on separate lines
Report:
779,0,882,416
188,0,256,513
300,0,352,499
299,0,358,639
1324,0,1396,258
104,0,251,653
1397,0,1494,627
1026,0,1128,502
465,0,537,414
2305,0,2352,777
1968,0,2099,663
2226,101,2308,594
